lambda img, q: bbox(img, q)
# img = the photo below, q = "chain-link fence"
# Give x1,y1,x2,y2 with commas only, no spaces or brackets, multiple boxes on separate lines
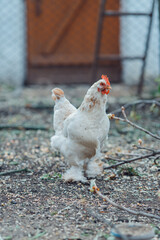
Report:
120,0,159,88
0,0,26,86
0,0,159,88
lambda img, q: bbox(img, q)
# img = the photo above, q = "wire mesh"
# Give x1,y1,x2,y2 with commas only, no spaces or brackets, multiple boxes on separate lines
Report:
120,0,159,85
0,0,26,86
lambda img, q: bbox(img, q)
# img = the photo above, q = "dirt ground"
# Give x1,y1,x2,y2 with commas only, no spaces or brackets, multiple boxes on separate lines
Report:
0,83,160,240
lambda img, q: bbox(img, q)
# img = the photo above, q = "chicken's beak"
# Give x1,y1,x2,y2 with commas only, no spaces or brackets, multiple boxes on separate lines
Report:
106,85,112,90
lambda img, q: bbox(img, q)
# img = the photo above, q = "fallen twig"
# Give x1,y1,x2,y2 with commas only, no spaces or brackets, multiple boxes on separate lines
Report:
154,155,160,165
112,99,160,115
0,168,31,176
114,152,141,157
106,107,160,168
57,205,72,215
25,103,52,111
103,156,127,162
90,180,160,221
0,124,49,131
104,150,160,169
133,145,156,153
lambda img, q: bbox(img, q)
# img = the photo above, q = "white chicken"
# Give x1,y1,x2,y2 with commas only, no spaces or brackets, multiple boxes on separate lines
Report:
51,75,111,182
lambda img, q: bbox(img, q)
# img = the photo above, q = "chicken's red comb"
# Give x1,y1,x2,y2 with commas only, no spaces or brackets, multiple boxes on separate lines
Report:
101,75,110,86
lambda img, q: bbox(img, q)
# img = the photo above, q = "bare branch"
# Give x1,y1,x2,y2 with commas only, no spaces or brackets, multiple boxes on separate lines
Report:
111,107,160,140
0,124,49,131
0,168,31,176
153,155,160,165
112,99,160,115
104,150,160,169
115,152,141,157
133,145,156,153
121,106,127,119
107,107,160,168
104,156,127,162
90,180,160,221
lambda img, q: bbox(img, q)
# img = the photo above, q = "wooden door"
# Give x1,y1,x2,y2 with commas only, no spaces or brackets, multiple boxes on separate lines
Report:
27,0,120,84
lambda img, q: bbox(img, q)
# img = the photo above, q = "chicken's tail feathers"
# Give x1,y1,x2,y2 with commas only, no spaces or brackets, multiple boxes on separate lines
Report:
50,135,63,150
51,88,64,101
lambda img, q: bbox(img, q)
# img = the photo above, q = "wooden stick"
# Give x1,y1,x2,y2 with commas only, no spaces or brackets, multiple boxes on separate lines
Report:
90,180,160,220
104,150,160,169
0,168,31,176
97,190,160,220
25,104,52,110
0,124,49,131
133,145,156,153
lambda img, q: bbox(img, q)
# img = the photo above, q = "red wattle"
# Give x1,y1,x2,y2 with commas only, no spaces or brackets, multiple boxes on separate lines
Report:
101,89,110,95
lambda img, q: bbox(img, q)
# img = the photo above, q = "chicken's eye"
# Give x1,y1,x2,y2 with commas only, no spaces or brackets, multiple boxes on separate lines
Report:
100,82,105,86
